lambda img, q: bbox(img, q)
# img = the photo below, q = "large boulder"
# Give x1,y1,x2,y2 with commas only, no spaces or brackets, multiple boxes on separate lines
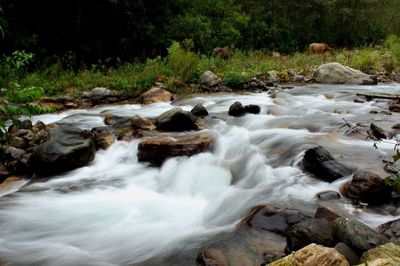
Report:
241,205,311,236
287,218,335,252
137,133,213,166
30,124,96,176
340,170,392,205
314,63,377,85
267,243,350,266
358,243,400,266
200,71,222,87
377,218,400,244
303,146,352,182
191,104,209,117
155,107,198,131
138,87,173,105
333,217,388,252
228,101,245,117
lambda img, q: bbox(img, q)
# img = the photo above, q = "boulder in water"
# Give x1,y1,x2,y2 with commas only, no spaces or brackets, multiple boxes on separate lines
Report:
130,115,156,130
340,170,392,205
314,62,377,85
155,107,198,131
137,133,213,166
30,124,96,176
228,101,245,117
303,146,352,182
244,104,261,114
91,126,116,150
191,104,209,117
316,190,341,201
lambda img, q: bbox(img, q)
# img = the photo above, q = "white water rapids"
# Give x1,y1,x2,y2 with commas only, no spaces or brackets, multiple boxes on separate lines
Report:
0,84,400,265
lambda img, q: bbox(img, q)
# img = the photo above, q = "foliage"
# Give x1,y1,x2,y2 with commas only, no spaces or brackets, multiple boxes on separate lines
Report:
0,50,34,84
223,72,249,88
1,0,399,63
349,48,380,74
167,42,199,83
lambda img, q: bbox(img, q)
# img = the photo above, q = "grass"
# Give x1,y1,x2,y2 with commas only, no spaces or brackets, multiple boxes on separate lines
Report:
2,35,400,99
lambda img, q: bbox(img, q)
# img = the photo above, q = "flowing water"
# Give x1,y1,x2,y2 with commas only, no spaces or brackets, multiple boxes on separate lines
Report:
0,84,400,265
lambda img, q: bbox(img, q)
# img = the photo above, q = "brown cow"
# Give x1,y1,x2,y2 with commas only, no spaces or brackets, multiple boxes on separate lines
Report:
307,43,335,55
212,46,233,59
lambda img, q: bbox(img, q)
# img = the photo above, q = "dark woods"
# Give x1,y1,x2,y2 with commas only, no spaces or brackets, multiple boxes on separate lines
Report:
0,0,399,66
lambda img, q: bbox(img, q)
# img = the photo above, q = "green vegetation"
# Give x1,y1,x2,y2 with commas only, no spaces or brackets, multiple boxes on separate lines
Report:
0,35,397,99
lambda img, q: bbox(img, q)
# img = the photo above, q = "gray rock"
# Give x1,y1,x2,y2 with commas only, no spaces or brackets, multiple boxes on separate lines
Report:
30,124,96,176
155,107,198,131
228,101,245,117
200,71,222,87
287,218,335,252
333,217,388,252
378,218,400,244
303,146,352,182
316,190,341,201
340,170,392,205
335,242,360,265
191,104,209,117
314,62,377,85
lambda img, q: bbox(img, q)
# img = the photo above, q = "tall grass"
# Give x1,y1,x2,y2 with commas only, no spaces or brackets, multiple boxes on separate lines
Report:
7,35,400,97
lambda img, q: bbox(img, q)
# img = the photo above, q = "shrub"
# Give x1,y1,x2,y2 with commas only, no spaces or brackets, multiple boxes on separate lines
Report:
167,42,199,83
350,49,380,74
223,72,249,88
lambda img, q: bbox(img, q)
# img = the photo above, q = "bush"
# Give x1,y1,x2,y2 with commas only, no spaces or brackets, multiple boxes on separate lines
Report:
350,49,380,74
167,42,199,83
223,72,249,88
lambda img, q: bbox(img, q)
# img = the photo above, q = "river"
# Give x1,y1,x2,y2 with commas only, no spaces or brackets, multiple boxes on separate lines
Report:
0,84,399,265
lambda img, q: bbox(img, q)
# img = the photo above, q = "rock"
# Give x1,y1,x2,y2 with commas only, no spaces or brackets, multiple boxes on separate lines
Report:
267,70,279,82
137,133,213,166
314,201,358,222
33,120,46,132
287,218,335,252
2,146,26,161
316,190,341,201
314,62,378,85
191,104,209,117
200,71,222,87
267,243,350,266
91,127,116,150
377,218,400,244
82,87,114,98
389,103,400,112
30,124,96,176
10,136,27,149
241,205,311,236
304,76,313,82
368,123,387,140
228,101,245,117
333,217,388,252
244,104,260,114
340,170,392,205
358,243,400,266
104,114,132,128
303,146,351,182
20,119,33,129
138,87,173,105
294,74,305,82
197,248,227,266
130,115,156,130
384,160,400,175
155,107,198,132
33,130,48,144
335,242,360,265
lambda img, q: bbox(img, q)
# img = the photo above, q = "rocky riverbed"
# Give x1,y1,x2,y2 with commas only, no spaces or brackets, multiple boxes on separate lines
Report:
0,82,400,265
